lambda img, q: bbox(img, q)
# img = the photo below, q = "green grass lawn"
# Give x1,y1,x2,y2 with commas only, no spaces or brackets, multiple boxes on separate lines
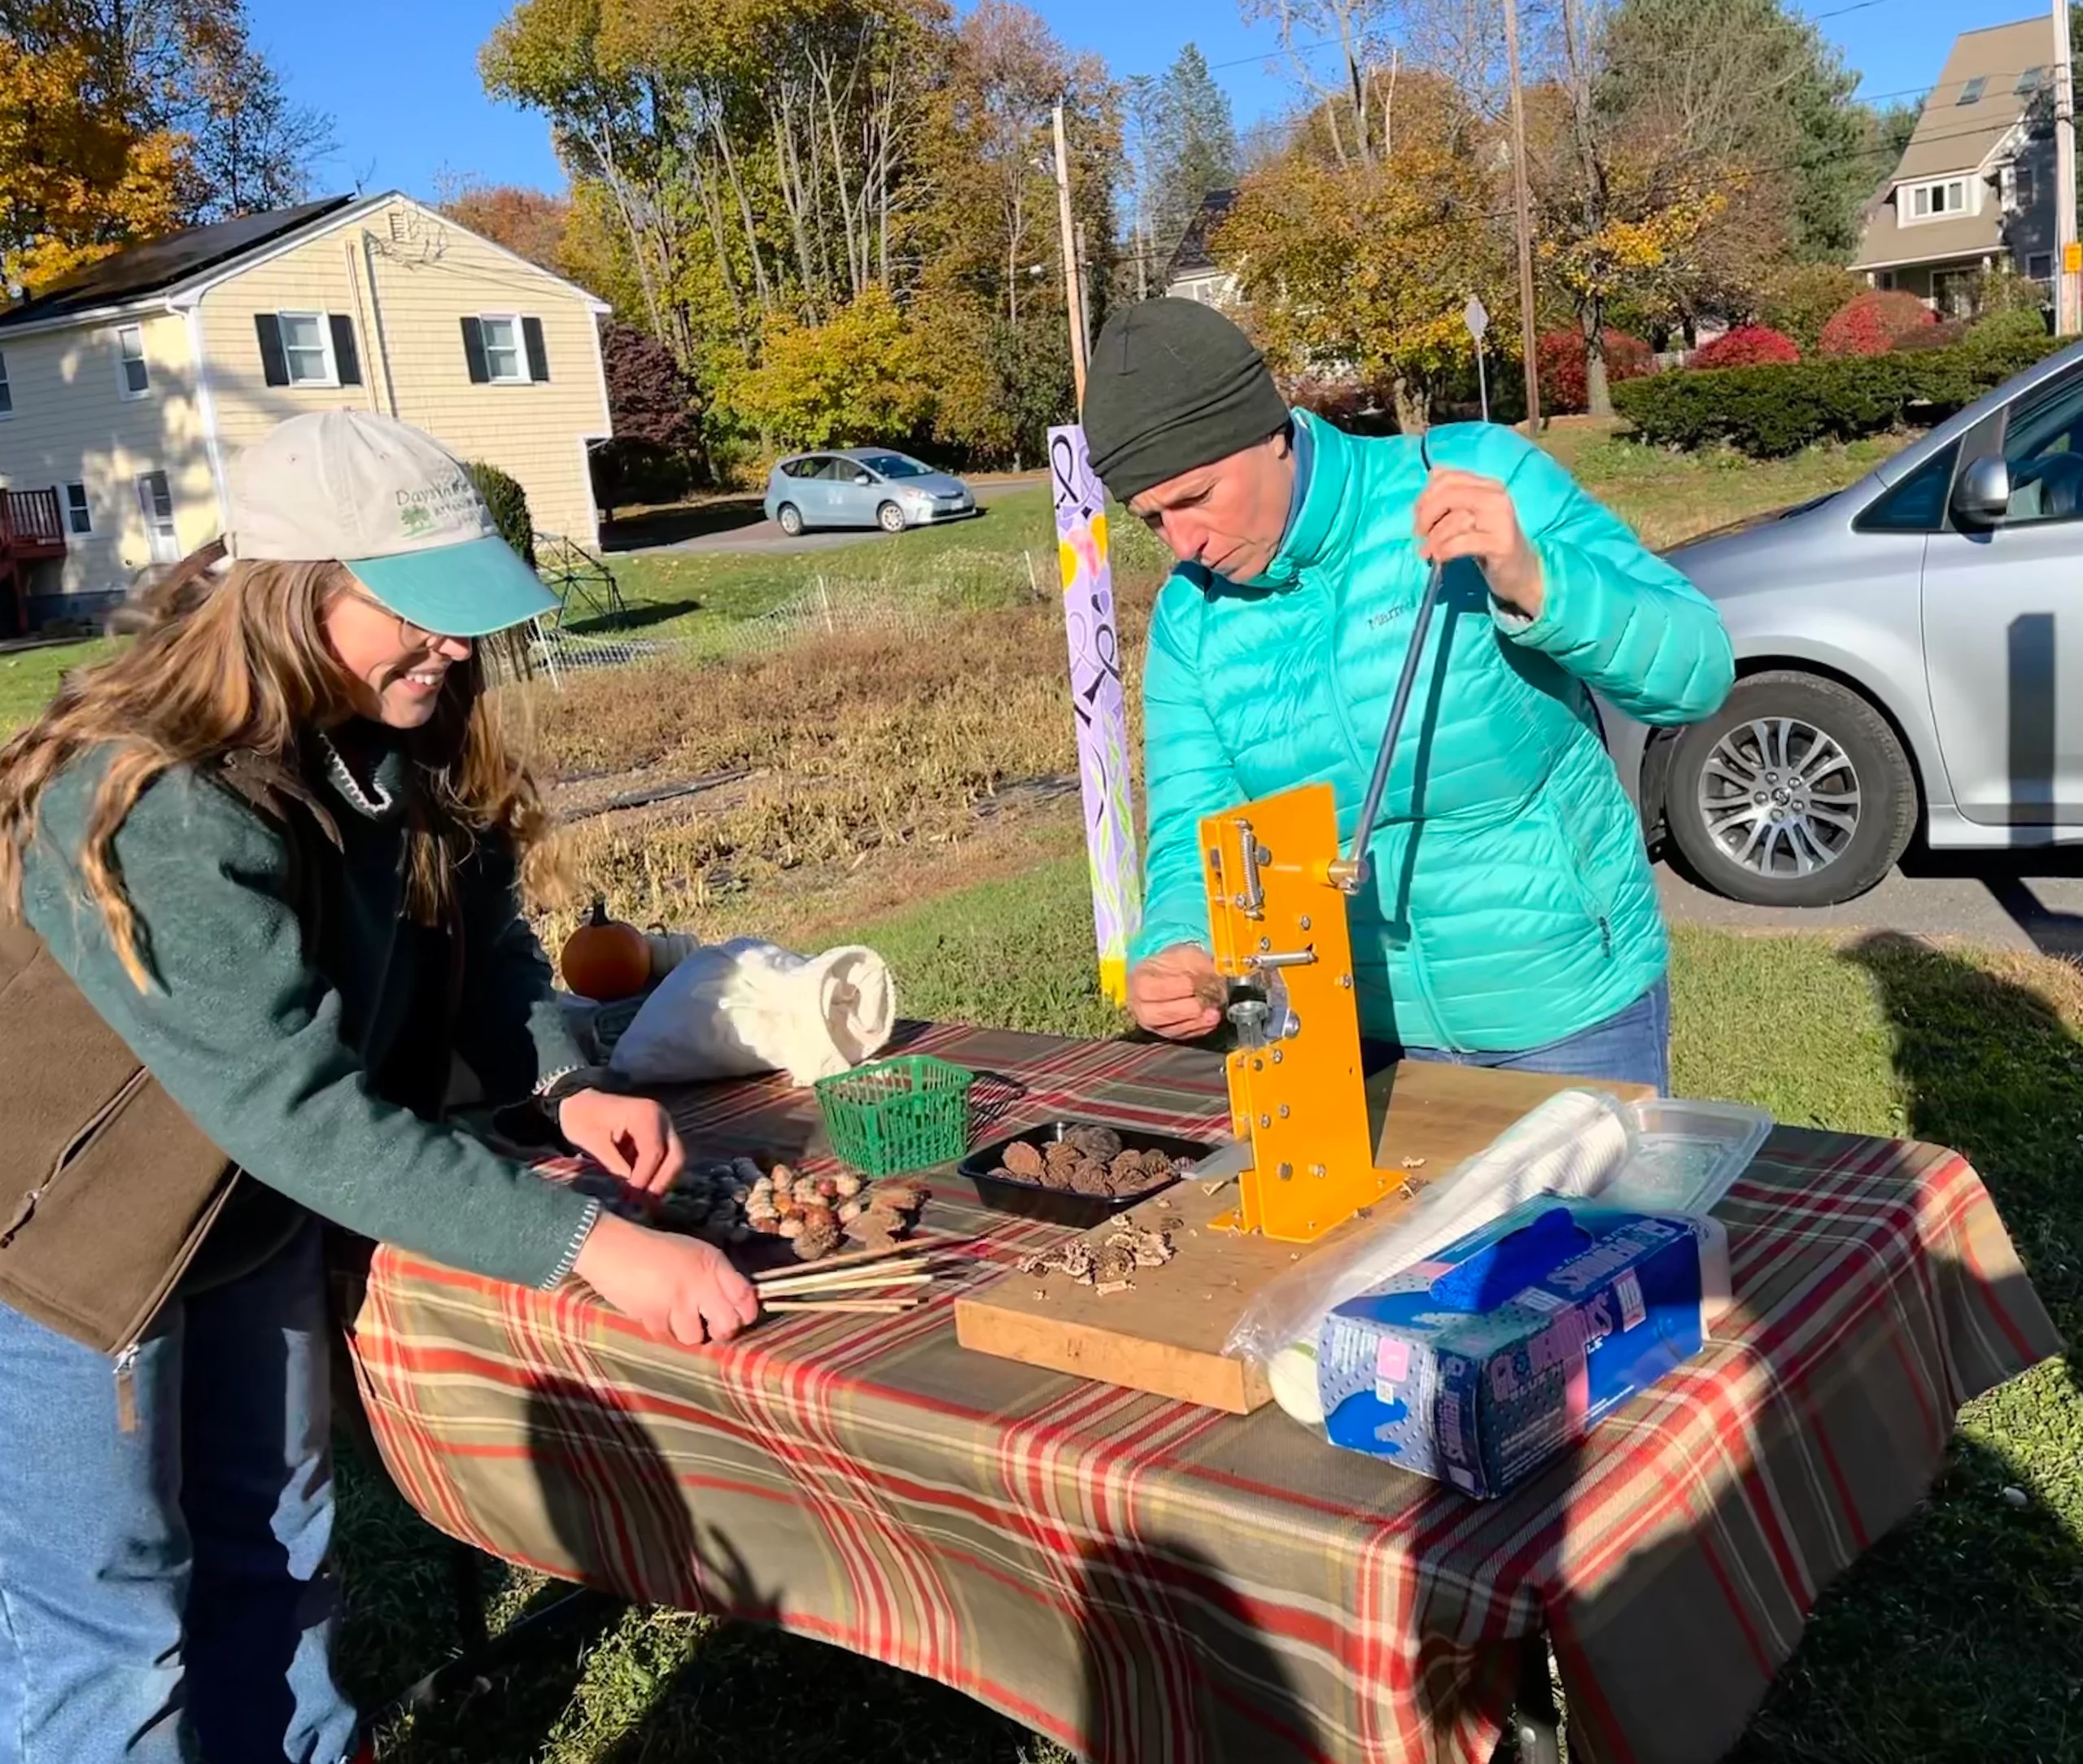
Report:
344,855,2083,1763
0,637,111,735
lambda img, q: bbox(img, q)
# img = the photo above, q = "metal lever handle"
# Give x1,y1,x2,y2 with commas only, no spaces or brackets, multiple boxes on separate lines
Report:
1334,559,1448,894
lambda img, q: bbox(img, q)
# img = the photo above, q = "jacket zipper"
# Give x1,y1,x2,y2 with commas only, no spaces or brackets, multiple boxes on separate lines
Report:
106,1172,241,1434
2,1067,153,1247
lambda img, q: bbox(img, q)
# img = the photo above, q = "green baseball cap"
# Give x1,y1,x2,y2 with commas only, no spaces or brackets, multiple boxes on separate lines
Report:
222,409,558,638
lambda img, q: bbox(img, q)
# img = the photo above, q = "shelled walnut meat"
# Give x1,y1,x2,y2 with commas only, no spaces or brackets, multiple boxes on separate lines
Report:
990,1125,1186,1200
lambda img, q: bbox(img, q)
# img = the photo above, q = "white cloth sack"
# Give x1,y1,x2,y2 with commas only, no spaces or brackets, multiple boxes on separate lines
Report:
606,938,896,1089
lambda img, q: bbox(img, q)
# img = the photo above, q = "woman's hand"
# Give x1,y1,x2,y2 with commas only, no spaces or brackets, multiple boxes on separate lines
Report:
572,1211,761,1346
1129,944,1227,1040
558,1089,683,1199
1413,469,1544,619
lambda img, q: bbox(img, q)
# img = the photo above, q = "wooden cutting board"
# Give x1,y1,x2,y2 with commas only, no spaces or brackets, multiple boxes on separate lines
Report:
952,1062,1652,1413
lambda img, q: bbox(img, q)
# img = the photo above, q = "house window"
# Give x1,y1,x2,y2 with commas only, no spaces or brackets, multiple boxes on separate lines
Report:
134,469,177,564
1906,178,1970,221
0,351,11,417
2030,253,2055,281
1877,270,1897,290
255,312,360,389
2007,161,2038,210
1957,76,1988,104
278,312,334,385
461,314,549,385
482,315,524,382
116,325,149,399
1932,269,1977,320
64,482,89,534
2016,65,2046,95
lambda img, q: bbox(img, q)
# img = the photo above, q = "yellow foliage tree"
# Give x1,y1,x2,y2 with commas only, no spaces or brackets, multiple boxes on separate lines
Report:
1215,145,1511,433
0,39,186,294
722,285,932,450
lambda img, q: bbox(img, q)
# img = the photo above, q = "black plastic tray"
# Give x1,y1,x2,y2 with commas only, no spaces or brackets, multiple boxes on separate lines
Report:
958,1120,1214,1228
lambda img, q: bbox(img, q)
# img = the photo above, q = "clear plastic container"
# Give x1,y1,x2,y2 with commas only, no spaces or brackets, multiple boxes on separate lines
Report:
1600,1098,1773,1219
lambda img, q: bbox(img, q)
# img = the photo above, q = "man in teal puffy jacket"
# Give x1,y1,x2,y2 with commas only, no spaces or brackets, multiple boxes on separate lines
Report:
1081,299,1733,1091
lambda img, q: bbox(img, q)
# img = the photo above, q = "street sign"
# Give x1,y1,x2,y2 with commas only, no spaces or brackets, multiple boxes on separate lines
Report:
2066,241,2082,275
1464,295,1490,340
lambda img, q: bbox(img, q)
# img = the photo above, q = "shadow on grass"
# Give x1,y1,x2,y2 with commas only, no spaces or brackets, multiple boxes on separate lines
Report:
1720,931,2083,1762
560,596,705,638
601,500,765,552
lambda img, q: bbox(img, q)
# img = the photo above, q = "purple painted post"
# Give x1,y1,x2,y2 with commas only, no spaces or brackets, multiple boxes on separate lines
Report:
1048,422,1142,1006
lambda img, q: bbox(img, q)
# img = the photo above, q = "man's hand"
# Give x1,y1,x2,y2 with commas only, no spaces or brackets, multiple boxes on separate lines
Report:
1413,468,1544,619
572,1212,760,1346
1129,943,1227,1041
558,1089,684,1199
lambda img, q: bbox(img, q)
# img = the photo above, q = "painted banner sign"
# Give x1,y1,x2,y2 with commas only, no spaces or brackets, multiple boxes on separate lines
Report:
1048,421,1142,1006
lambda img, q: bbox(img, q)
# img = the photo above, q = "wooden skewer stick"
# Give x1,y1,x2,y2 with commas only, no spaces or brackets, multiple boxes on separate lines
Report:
757,1258,930,1290
750,1233,974,1284
763,1297,922,1315
757,1269,934,1299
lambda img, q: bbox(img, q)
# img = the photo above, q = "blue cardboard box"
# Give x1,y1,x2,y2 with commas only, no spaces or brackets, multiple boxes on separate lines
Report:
1316,1199,1723,1498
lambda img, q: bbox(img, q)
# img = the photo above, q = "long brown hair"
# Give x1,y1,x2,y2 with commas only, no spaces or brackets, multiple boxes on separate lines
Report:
0,539,561,988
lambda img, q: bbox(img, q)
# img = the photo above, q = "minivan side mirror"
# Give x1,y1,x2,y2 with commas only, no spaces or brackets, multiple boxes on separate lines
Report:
1951,456,2012,529
853,469,874,485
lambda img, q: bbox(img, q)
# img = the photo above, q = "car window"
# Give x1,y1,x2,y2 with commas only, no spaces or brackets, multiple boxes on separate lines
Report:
1855,442,1959,534
804,456,845,481
2001,369,2083,527
856,452,928,478
779,458,814,479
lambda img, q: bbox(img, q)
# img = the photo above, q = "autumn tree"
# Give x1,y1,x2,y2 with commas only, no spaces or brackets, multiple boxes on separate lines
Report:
0,0,330,292
1240,0,1396,168
723,285,931,449
1217,139,1512,431
438,180,574,272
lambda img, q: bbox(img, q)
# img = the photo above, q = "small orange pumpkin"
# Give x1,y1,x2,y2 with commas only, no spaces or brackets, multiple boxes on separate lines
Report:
560,898,652,1002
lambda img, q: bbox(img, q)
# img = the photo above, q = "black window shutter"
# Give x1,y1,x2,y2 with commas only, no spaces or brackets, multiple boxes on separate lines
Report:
461,316,489,384
255,312,288,386
522,315,549,382
329,314,362,386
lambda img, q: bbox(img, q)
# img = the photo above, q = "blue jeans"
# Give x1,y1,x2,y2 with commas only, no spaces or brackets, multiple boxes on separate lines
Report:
1365,976,1671,1093
0,1218,358,1764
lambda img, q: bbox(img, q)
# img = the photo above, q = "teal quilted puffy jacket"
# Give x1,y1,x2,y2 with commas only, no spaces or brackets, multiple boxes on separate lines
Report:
1131,412,1734,1052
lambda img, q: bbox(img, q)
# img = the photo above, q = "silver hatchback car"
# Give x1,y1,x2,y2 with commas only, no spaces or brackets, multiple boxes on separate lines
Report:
1604,337,2083,906
762,448,975,537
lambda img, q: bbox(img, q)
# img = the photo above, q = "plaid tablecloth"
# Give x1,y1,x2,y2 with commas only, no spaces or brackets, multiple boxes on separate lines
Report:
342,1023,2060,1764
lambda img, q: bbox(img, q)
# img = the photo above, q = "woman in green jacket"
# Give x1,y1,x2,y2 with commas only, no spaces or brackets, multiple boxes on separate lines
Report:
1082,300,1735,1090
0,411,757,1764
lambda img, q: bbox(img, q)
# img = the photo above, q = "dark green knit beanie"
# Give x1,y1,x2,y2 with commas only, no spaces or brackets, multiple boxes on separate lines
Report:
1081,299,1290,505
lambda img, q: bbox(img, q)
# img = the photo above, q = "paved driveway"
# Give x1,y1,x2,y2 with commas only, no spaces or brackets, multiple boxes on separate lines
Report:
610,476,1046,557
1656,848,2083,958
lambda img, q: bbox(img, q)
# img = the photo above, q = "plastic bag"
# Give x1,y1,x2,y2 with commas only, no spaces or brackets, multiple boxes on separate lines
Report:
606,937,896,1089
1226,1089,1635,1417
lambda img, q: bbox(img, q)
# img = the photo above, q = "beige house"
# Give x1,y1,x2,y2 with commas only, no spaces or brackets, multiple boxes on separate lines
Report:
0,190,612,631
1164,189,1241,308
1849,17,2063,315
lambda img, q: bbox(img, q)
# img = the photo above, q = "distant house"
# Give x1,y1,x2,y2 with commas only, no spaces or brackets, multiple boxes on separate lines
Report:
1164,189,1241,308
1849,16,2063,316
0,190,612,631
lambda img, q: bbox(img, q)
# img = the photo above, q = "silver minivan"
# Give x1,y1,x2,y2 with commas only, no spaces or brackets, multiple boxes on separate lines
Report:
762,448,974,536
1603,337,2083,906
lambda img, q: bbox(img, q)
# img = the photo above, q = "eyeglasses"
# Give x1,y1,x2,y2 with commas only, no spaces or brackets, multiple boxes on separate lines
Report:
334,584,469,652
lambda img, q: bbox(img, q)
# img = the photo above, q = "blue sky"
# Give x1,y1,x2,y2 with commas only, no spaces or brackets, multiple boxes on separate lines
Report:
251,0,2066,203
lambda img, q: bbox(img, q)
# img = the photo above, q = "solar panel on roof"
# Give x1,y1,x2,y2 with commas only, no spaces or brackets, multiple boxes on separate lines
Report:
0,195,356,329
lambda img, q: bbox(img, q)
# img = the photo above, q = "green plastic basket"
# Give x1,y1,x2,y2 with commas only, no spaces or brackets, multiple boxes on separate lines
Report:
814,1054,976,1176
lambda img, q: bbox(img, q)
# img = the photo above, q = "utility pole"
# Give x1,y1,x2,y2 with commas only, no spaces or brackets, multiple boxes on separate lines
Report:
1053,100,1091,406
2056,0,2081,335
1502,0,1543,429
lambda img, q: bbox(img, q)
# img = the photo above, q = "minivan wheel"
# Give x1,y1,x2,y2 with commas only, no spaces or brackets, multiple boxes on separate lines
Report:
1664,670,1916,907
876,500,907,534
775,503,805,537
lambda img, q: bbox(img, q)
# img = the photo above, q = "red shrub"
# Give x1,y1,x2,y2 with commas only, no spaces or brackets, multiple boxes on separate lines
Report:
1536,329,1654,413
1691,325,1801,369
1817,290,1937,357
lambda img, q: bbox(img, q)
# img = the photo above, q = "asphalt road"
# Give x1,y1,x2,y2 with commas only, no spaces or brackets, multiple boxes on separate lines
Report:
619,475,1046,557
1655,846,2083,958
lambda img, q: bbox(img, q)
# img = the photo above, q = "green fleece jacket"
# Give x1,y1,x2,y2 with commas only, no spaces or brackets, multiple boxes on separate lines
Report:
20,730,600,1290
